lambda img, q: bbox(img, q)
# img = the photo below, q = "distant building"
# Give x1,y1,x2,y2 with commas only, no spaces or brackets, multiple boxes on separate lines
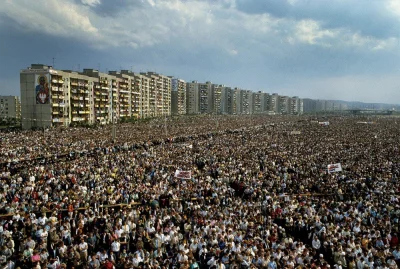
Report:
279,96,291,114
241,90,253,115
0,95,21,120
253,91,270,114
269,93,280,114
171,78,186,115
290,96,301,115
302,98,317,113
186,81,200,114
20,64,172,129
232,88,242,115
199,81,214,114
141,72,171,118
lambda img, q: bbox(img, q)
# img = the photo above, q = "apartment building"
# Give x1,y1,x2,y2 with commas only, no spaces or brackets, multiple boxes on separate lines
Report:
20,63,308,129
0,95,21,120
20,64,173,129
82,69,113,125
186,81,200,114
199,81,214,114
232,88,242,115
279,96,291,114
171,78,186,115
142,72,171,117
290,96,301,115
269,93,280,114
241,90,253,115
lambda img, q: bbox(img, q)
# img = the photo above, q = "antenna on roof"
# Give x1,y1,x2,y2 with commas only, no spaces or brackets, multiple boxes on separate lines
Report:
52,57,56,68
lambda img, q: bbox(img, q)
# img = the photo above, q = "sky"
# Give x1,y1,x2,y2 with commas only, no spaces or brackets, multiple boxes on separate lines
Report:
1,0,400,104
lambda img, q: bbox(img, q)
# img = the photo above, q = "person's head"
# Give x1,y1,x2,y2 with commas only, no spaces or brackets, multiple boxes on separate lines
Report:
39,76,46,85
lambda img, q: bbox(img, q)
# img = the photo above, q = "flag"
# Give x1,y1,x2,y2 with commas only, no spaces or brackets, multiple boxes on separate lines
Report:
175,170,192,179
327,163,342,173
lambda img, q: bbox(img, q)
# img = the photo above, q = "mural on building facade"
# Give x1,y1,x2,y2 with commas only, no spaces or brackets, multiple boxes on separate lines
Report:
35,74,50,104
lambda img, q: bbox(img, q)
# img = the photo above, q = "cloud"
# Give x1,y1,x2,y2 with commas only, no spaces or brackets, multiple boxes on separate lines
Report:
81,0,100,7
0,0,98,39
294,19,337,46
235,0,400,39
0,0,396,54
227,49,238,55
275,74,400,104
1,0,400,104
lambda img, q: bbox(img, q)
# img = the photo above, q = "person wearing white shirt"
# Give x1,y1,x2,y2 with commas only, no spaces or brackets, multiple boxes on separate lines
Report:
122,223,130,234
353,224,361,234
190,239,198,254
38,214,47,226
114,227,124,238
207,256,217,268
97,249,108,263
78,238,88,262
177,250,188,264
199,245,208,257
132,253,143,267
147,226,155,234
312,236,321,250
111,240,121,258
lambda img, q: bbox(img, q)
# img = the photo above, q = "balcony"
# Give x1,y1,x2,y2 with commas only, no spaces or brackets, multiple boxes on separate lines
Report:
52,118,63,123
72,117,84,122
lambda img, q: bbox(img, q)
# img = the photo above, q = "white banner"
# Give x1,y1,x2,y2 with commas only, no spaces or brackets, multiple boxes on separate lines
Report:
319,121,329,126
175,170,192,179
327,163,342,173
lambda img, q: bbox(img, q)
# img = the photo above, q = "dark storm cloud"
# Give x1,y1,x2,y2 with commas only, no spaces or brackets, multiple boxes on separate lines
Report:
235,0,399,39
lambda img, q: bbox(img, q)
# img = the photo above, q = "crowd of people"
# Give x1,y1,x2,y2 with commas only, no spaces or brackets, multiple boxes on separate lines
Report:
0,114,400,269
